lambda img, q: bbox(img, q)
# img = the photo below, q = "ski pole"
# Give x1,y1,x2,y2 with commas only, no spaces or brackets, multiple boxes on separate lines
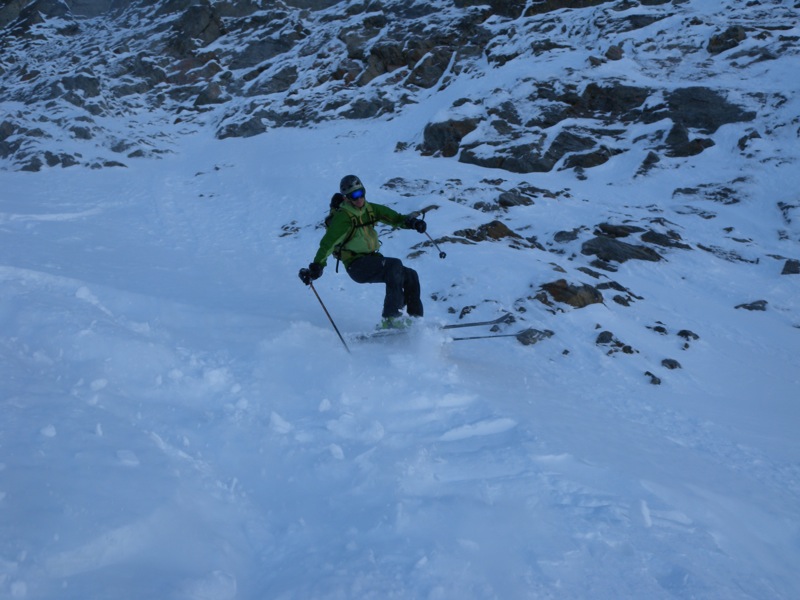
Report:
424,232,447,259
308,281,351,354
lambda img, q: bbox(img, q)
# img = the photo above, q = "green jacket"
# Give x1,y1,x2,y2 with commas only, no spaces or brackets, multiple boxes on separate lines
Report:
313,200,409,268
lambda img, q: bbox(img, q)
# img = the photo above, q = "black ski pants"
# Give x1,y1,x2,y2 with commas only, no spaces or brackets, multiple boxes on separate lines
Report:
346,254,423,319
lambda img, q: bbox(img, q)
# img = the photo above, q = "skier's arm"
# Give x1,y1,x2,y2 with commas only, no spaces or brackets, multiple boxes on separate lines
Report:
373,203,412,228
312,211,352,267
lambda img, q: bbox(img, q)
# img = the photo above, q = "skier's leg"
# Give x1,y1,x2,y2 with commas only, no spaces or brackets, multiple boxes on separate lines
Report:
403,266,423,317
380,258,405,318
346,255,404,318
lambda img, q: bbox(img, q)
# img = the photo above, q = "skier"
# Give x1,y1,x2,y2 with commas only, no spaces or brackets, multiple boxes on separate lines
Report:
299,175,428,329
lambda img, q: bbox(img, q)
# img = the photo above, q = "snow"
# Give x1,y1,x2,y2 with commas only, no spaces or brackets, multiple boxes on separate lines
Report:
2,112,798,599
2,4,800,600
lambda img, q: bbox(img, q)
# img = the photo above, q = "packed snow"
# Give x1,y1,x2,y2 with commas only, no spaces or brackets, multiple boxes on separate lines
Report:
2,2,800,599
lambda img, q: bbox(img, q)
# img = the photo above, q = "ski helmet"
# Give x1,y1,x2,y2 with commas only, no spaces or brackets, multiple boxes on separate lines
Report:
340,174,365,198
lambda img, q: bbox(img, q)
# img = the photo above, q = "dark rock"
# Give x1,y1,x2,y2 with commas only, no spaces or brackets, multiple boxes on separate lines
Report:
617,14,668,32
613,295,630,306
636,151,661,176
597,281,642,305
60,73,102,98
778,202,798,225
568,82,651,122
517,328,555,346
341,96,395,120
605,45,623,60
697,244,758,264
406,48,453,89
663,121,716,157
596,223,645,238
283,0,341,9
582,237,663,263
782,259,800,275
661,358,682,370
167,1,225,58
70,125,92,139
523,0,614,16
596,330,637,355
21,155,44,172
563,145,623,169
229,38,294,71
195,82,228,106
462,129,596,174
421,118,479,157
596,330,615,344
640,230,692,250
707,25,747,55
554,228,582,243
738,130,762,151
497,189,535,208
453,0,531,18
645,371,662,385
735,300,768,311
10,0,71,32
217,114,268,139
664,87,756,134
540,279,604,308
66,0,115,17
247,66,298,95
673,183,742,205
454,220,524,243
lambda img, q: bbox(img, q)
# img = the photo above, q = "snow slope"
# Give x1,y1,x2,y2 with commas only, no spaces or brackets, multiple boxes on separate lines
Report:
2,112,798,599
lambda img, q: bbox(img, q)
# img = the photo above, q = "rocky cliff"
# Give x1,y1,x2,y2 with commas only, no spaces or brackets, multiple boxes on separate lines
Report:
1,0,797,175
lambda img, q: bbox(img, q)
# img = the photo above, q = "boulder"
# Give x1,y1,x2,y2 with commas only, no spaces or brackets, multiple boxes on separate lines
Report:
421,118,479,157
581,237,663,263
540,279,604,308
707,25,747,55
781,259,800,275
735,300,768,311
454,220,524,243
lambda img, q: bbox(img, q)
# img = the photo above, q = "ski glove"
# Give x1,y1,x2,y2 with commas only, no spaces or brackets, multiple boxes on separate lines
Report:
299,262,324,285
405,217,427,234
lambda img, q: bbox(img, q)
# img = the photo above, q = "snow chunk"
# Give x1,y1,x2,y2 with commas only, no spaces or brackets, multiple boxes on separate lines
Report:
439,418,517,442
270,412,293,434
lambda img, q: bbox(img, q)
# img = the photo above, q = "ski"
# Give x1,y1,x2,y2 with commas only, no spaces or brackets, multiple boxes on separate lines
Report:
451,327,554,346
440,313,516,330
350,313,529,344
350,327,411,342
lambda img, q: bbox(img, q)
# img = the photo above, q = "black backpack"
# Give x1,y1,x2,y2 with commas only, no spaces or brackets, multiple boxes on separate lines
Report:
324,193,346,228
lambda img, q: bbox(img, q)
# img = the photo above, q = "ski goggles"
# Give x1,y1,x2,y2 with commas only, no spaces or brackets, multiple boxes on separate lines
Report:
346,188,365,200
